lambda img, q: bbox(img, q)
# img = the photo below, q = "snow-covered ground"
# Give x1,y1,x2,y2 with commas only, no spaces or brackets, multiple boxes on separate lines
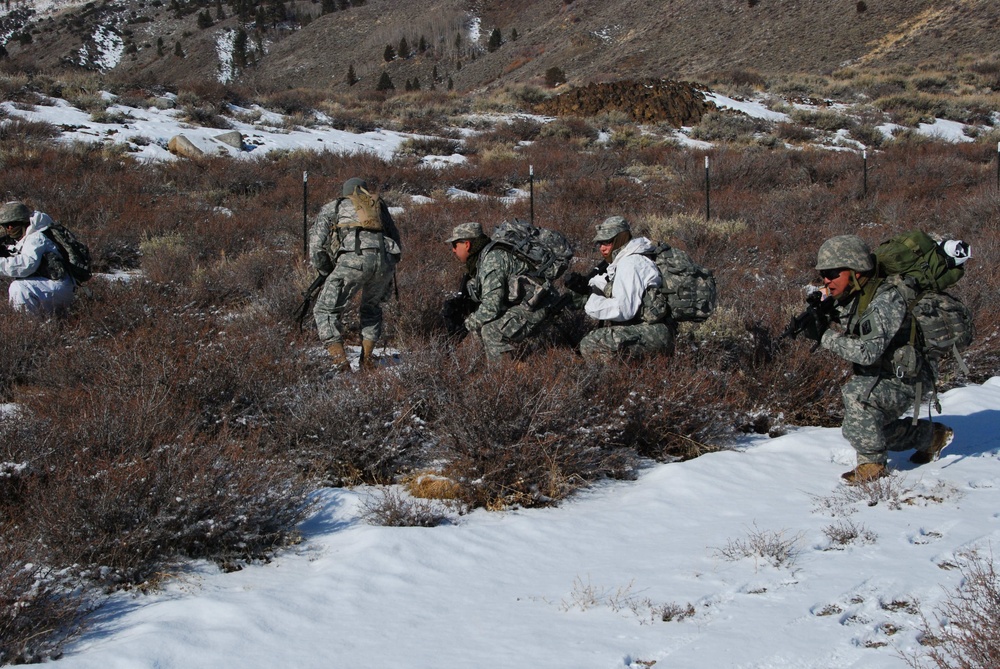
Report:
1,87,986,168
49,378,1000,669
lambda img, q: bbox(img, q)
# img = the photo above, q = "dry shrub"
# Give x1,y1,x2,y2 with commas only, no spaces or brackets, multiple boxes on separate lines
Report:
713,523,803,568
360,487,456,527
908,550,1000,669
0,539,86,664
0,118,60,140
690,110,772,143
431,349,638,509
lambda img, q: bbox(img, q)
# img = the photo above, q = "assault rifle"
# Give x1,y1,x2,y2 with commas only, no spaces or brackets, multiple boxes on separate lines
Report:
293,273,327,329
563,260,609,296
782,290,837,345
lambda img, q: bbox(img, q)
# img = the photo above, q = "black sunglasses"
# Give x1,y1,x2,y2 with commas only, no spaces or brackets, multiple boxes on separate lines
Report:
819,268,846,280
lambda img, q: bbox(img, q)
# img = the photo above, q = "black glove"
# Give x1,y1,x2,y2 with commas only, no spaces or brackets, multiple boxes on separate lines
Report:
563,271,591,295
314,250,334,275
799,309,830,343
442,295,472,339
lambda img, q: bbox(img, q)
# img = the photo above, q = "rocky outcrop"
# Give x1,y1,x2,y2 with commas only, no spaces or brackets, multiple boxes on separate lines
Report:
534,79,715,127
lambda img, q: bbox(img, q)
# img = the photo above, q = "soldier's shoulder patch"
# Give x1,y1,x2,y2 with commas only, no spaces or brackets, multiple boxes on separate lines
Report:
861,319,872,335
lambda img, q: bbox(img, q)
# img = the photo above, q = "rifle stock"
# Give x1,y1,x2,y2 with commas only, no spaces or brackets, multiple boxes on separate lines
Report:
294,273,328,328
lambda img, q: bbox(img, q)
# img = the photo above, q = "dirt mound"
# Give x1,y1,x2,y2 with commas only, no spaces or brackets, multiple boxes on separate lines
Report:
534,79,714,127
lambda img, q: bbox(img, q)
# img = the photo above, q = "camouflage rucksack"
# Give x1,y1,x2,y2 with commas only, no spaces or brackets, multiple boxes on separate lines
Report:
648,243,717,323
341,186,385,232
874,230,973,374
489,219,574,282
42,223,92,283
487,219,574,310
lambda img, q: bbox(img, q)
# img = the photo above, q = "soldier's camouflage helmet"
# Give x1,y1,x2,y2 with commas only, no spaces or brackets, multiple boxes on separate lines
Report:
816,235,874,272
446,221,485,244
342,177,368,197
0,201,31,226
592,216,631,243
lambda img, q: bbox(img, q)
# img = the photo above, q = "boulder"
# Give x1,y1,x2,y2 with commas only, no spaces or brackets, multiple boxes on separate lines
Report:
214,130,244,150
167,134,204,159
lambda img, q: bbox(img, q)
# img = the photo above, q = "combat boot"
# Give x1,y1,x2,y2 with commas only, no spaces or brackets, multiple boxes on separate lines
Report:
326,342,351,373
360,340,377,370
909,423,954,464
840,463,888,485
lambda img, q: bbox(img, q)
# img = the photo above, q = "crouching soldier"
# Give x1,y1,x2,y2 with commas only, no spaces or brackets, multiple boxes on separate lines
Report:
445,222,560,361
803,235,953,484
564,216,675,360
0,201,76,315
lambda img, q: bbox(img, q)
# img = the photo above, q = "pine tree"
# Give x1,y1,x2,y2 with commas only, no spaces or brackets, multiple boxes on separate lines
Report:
412,77,420,91
418,35,427,53
510,28,518,41
233,27,249,69
174,40,184,57
383,44,396,62
156,36,164,56
346,63,358,86
376,71,394,91
545,66,566,87
197,10,213,28
321,0,337,12
487,27,502,52
432,64,439,81
215,0,225,20
447,76,453,90
398,36,409,59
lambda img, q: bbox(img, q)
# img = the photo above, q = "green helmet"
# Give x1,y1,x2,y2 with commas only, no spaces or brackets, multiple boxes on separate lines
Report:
0,201,31,226
815,235,873,272
342,177,367,197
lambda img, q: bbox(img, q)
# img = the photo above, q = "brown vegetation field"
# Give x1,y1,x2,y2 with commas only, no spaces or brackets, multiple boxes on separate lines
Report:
1,84,999,661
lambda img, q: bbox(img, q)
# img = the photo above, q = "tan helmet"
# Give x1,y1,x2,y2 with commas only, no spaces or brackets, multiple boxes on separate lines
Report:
815,235,874,272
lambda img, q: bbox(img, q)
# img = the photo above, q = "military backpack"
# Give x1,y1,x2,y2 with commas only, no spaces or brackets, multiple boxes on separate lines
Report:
873,230,973,375
647,243,717,323
487,219,574,310
42,223,92,283
489,219,574,282
340,186,385,232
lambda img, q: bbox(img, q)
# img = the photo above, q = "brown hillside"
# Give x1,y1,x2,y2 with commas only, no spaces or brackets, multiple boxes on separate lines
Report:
2,0,999,93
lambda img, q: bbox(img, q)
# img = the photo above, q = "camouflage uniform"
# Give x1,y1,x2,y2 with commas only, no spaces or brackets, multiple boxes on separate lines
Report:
821,268,937,467
579,235,675,360
309,197,401,346
463,243,559,360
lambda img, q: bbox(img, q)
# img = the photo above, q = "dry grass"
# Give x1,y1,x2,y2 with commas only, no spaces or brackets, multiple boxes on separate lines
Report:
0,78,999,661
906,550,1000,669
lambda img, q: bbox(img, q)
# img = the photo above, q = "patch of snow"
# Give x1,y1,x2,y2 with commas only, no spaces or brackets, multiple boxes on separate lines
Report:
216,29,237,84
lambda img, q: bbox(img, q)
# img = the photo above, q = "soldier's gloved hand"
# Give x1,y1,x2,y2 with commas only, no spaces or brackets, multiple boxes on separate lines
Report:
563,271,591,295
799,309,830,343
314,250,334,276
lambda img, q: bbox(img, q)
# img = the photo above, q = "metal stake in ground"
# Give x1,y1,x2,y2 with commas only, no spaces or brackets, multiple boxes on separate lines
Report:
302,171,309,260
704,155,710,221
862,150,868,197
529,164,534,225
